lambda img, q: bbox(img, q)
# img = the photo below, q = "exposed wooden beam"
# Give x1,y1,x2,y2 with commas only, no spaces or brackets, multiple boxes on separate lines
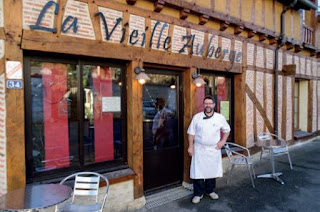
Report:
247,29,256,38
234,25,244,35
286,42,294,50
0,27,5,39
259,33,267,42
180,8,190,20
245,84,274,133
154,0,165,13
220,21,230,31
310,50,316,57
294,44,302,52
199,14,209,25
126,0,137,5
268,36,277,45
282,64,296,76
21,30,243,73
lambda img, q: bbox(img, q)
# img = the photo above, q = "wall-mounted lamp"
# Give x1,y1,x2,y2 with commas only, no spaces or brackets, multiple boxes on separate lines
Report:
134,60,150,85
192,68,206,87
169,79,176,89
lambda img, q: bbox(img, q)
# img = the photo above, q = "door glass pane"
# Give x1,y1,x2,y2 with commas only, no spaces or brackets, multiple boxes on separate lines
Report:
143,74,178,151
30,62,78,173
198,74,232,141
82,65,122,165
201,75,232,123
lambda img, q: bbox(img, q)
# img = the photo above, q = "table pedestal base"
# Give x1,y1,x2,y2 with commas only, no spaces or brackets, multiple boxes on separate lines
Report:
257,172,284,184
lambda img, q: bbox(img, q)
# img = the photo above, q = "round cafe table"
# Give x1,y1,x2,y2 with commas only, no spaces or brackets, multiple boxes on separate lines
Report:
255,137,288,184
0,184,72,211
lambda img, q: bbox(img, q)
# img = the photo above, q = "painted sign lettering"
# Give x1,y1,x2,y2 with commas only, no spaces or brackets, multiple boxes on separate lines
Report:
28,1,243,67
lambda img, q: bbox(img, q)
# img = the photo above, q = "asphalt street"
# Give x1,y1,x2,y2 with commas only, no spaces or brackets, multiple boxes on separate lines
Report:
135,138,320,212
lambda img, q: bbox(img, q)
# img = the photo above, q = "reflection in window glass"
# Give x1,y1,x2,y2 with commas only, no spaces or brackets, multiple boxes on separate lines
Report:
142,74,178,151
29,61,124,175
82,66,122,165
31,62,78,172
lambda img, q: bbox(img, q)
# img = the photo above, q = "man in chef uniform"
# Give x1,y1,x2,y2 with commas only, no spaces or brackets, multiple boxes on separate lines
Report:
187,95,230,204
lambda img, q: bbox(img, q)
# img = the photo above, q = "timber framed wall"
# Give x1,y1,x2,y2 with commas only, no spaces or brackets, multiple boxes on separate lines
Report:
0,1,319,206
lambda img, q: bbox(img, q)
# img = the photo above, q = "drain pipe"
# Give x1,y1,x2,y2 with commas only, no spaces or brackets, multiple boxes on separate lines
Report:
274,0,298,136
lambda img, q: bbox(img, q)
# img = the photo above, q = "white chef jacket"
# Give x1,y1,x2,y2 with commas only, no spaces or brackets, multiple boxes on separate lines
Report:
187,112,231,179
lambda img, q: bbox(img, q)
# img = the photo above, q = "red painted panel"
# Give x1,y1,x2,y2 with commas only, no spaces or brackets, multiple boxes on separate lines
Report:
42,63,69,169
92,67,114,162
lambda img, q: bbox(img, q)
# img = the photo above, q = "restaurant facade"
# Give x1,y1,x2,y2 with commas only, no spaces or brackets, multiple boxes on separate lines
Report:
0,0,319,210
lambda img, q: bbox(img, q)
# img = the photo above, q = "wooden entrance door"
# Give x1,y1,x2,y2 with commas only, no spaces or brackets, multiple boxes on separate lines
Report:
142,69,183,192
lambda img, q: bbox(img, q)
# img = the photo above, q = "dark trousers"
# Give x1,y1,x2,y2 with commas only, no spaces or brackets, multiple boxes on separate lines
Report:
193,178,216,197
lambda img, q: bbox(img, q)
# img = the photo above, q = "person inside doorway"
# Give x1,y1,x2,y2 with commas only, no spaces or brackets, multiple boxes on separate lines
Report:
152,98,174,150
187,95,230,204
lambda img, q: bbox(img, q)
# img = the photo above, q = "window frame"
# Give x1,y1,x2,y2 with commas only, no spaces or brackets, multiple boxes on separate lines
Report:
24,53,128,182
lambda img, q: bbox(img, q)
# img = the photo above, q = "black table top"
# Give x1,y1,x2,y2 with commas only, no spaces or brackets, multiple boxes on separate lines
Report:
0,184,72,211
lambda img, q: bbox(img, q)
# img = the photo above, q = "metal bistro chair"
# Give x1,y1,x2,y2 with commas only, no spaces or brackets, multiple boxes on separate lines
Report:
56,172,109,212
258,132,293,169
224,142,256,188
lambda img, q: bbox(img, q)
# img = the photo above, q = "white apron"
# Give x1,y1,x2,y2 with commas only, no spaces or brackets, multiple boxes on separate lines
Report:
190,142,223,179
187,112,230,179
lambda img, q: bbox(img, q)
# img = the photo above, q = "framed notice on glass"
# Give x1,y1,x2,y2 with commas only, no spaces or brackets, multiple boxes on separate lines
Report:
220,101,229,121
102,97,121,112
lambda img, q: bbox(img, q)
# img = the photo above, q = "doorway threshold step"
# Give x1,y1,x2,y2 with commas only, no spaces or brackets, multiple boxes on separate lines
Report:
145,186,192,209
294,130,312,139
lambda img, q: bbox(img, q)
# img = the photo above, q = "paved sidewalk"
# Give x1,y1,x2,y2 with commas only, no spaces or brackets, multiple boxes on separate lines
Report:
135,138,320,212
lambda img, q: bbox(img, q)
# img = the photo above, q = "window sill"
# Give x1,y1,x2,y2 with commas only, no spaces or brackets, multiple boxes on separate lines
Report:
294,130,313,139
30,168,136,188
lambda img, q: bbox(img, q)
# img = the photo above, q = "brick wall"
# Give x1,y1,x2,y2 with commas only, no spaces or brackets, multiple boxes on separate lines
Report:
278,51,283,71
247,43,254,65
62,0,95,40
151,20,170,51
234,40,242,63
278,75,283,138
266,49,274,69
128,14,145,47
172,25,187,54
266,73,273,129
246,70,254,147
0,0,3,27
0,73,6,195
300,57,306,75
256,71,264,135
306,59,311,76
255,46,264,68
207,34,219,59
286,77,292,140
22,0,57,30
286,54,293,65
221,37,231,61
99,7,123,43
294,55,300,74
190,29,204,57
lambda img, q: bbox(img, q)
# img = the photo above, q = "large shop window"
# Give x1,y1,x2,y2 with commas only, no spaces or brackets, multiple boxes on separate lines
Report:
25,56,126,181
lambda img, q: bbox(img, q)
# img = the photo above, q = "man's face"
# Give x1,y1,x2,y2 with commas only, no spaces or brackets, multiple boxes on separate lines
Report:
203,99,215,113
